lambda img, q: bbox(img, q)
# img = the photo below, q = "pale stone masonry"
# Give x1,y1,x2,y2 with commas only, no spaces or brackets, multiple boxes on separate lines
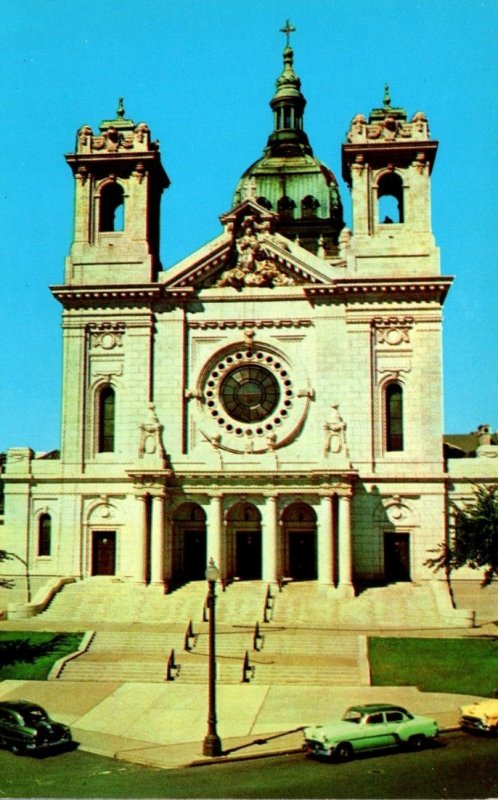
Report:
1,45,496,611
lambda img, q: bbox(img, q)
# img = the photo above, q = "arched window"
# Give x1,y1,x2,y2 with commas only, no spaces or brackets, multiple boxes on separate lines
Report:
98,386,115,453
277,196,296,220
301,195,319,219
377,172,404,224
99,183,124,232
38,513,51,557
385,382,404,451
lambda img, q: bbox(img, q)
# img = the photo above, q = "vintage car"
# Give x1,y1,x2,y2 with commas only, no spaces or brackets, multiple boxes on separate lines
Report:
0,701,72,755
303,703,439,761
460,699,498,734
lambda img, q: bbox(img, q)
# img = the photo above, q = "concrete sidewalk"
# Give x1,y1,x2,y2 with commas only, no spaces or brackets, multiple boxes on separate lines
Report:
0,679,478,770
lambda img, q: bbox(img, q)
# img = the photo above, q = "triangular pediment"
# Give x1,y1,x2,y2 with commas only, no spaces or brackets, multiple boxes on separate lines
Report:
162,200,338,294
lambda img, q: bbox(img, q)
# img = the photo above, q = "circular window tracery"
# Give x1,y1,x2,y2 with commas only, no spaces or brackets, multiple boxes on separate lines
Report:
204,348,294,437
220,365,280,422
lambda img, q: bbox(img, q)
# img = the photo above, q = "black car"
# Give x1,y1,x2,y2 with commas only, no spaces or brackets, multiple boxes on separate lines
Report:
0,701,72,755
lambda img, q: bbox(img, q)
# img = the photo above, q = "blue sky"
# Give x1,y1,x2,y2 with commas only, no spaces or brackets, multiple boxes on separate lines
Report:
0,0,497,451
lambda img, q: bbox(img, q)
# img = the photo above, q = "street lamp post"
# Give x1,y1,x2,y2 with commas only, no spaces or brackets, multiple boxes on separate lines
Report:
203,557,223,757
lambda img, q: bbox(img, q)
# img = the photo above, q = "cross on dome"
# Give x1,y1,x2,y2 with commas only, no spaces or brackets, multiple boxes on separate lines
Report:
279,19,296,46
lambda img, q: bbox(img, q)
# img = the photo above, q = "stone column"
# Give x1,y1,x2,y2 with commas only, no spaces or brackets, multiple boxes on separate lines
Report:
207,495,223,578
134,494,149,584
318,495,334,584
337,493,354,594
163,510,173,591
150,493,165,586
262,495,278,582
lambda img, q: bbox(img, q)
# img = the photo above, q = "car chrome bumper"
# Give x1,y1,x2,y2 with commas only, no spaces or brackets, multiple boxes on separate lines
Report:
461,717,494,733
26,735,72,751
303,740,333,758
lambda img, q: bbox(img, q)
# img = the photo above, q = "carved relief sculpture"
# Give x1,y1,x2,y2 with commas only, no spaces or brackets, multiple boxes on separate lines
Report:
138,403,167,466
323,403,348,456
214,212,296,289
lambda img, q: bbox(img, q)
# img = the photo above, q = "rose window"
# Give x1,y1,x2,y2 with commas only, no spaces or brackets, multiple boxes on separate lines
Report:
204,349,294,437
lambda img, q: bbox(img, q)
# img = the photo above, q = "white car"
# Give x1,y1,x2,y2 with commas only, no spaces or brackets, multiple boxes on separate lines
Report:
303,703,439,761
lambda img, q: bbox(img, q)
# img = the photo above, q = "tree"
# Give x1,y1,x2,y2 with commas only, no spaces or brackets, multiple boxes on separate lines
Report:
0,550,30,599
0,550,15,590
426,484,498,586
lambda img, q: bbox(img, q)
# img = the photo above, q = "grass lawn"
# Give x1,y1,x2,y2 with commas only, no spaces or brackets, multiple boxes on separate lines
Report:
369,637,498,697
0,632,83,680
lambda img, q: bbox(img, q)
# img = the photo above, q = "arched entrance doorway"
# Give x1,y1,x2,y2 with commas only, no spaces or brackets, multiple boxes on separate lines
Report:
227,502,262,580
282,502,317,580
172,503,207,583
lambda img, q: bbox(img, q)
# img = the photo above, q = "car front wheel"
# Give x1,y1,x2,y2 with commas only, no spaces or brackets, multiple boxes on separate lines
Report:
408,734,426,750
334,741,353,762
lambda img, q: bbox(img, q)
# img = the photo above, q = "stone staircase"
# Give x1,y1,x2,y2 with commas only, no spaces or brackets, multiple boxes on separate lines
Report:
39,577,269,627
250,630,368,685
39,575,469,630
39,577,207,625
54,625,367,686
46,579,469,686
269,580,467,629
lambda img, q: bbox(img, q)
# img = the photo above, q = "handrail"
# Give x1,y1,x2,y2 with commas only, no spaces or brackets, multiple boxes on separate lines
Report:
184,620,197,651
166,648,180,681
253,621,264,651
263,584,273,623
242,650,255,683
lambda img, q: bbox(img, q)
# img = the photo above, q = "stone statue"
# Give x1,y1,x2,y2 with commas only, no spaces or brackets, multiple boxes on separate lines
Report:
323,403,347,456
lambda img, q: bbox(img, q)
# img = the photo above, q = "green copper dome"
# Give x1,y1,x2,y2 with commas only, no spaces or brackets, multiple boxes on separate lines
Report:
233,26,344,258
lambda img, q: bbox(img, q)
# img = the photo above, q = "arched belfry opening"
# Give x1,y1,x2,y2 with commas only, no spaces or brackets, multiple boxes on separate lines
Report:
99,182,125,232
172,503,207,583
378,172,404,223
282,501,317,580
227,502,262,580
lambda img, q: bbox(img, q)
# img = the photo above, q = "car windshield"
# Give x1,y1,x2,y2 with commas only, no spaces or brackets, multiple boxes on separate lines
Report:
20,708,49,726
342,709,362,724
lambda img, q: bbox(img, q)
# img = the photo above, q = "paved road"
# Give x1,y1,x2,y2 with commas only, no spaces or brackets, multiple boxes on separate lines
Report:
0,731,497,798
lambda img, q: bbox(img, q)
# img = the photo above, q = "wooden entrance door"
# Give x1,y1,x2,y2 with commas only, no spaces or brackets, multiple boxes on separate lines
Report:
183,530,206,581
235,530,262,579
384,532,410,582
91,531,116,576
289,531,317,580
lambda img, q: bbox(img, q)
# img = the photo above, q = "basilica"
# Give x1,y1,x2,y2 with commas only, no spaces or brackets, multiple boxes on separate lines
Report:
1,32,496,618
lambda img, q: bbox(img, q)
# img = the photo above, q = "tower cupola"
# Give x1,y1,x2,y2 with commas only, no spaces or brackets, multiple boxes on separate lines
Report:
266,22,311,157
64,99,170,285
342,86,440,276
233,22,344,258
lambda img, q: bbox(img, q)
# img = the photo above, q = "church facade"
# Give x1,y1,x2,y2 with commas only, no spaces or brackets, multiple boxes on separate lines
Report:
2,38,496,608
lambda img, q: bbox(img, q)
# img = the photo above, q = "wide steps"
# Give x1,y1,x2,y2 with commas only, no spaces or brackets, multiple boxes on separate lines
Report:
39,579,267,626
175,656,246,685
215,583,269,625
259,631,360,657
193,631,254,658
59,659,168,682
251,664,365,685
270,582,443,628
89,631,185,652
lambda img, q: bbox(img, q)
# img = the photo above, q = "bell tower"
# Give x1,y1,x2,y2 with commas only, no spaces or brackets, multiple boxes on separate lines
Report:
64,99,170,285
342,86,439,276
